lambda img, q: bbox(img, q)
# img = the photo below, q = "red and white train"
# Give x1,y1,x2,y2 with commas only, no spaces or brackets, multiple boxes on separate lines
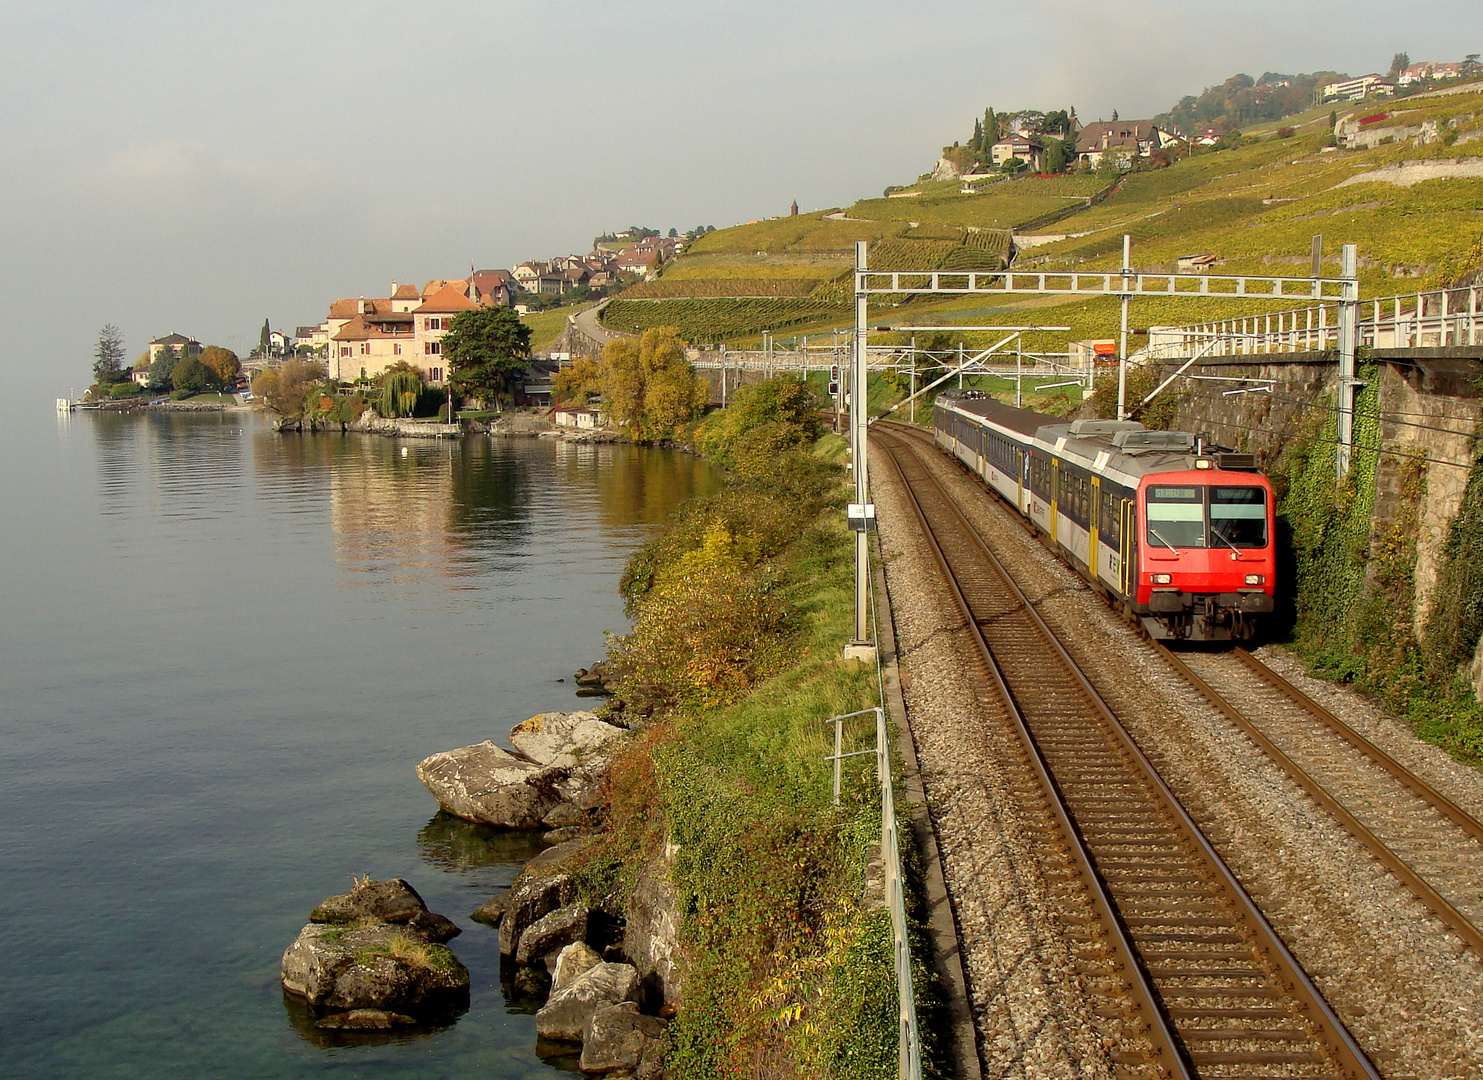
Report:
933,393,1275,642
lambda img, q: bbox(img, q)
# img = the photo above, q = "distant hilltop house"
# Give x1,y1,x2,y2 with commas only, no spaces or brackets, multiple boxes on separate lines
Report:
1187,123,1230,147
1320,74,1395,103
1397,60,1476,86
296,324,329,355
148,332,202,364
990,135,1043,170
1075,120,1166,168
324,277,505,385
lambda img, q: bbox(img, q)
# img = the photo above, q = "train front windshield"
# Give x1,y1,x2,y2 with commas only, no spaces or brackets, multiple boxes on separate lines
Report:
1146,485,1267,549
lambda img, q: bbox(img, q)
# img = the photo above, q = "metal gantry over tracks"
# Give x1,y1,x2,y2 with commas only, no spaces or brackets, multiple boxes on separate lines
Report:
873,424,1380,1080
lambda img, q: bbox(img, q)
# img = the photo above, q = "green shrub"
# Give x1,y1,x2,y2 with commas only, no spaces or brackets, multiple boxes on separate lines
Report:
696,376,824,470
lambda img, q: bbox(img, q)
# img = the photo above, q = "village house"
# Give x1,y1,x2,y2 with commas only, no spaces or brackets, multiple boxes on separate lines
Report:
614,246,662,277
989,135,1043,170
1398,61,1468,86
471,269,517,307
1075,120,1165,167
147,332,202,364
1320,74,1395,103
553,405,600,429
295,324,329,355
324,278,499,384
1187,123,1230,147
513,262,548,291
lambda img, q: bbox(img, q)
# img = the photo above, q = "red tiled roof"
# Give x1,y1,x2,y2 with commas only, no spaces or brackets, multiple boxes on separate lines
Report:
333,315,411,341
416,284,479,314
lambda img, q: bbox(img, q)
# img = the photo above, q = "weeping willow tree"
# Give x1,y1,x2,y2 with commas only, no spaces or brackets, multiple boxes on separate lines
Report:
379,365,424,418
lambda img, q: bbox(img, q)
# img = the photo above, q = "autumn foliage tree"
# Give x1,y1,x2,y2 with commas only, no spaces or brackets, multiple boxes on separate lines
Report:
199,345,240,387
252,359,327,415
573,328,707,442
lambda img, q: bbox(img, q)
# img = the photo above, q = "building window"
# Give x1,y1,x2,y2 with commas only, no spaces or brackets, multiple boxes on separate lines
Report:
360,342,370,355
340,346,351,357
424,341,441,355
394,343,402,356
426,317,442,331
429,367,442,383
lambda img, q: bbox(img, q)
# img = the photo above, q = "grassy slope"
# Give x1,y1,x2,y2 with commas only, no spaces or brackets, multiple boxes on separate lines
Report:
616,84,1483,348
521,304,587,352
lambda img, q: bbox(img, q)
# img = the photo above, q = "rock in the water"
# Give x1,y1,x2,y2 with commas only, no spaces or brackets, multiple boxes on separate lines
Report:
534,962,641,1042
315,1008,418,1030
580,1001,668,1073
524,837,594,876
541,803,588,829
406,910,461,943
470,892,506,926
311,878,426,924
510,710,628,770
498,872,577,956
281,922,469,1011
542,825,586,844
625,849,683,1006
515,902,588,966
552,941,602,994
416,741,564,828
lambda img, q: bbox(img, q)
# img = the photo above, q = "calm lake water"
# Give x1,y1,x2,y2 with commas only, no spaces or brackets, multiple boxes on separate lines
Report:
0,407,715,1079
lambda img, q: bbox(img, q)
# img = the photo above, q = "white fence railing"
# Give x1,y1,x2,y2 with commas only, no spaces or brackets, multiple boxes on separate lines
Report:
1152,283,1483,358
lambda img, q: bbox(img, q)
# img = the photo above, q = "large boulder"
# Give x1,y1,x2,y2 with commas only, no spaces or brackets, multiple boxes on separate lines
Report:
510,711,628,770
499,872,578,956
625,848,683,1006
516,903,588,966
281,922,469,1011
534,962,641,1042
311,878,426,925
580,1001,668,1073
416,741,564,828
552,941,602,994
523,837,594,876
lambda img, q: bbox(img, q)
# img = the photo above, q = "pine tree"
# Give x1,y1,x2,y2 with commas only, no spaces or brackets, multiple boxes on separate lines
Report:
984,107,997,143
259,318,271,357
972,117,983,153
92,324,127,384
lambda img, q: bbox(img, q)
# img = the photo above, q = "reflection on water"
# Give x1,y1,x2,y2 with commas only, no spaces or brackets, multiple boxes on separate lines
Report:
1,410,716,1080
281,988,466,1050
418,813,550,873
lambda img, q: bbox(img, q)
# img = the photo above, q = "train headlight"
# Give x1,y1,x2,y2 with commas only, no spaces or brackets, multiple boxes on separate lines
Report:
1244,573,1265,585
1195,459,1213,469
1151,573,1172,584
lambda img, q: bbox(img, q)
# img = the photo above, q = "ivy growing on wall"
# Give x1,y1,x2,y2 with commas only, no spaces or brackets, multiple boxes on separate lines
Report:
1423,443,1483,686
1277,361,1382,677
1277,359,1483,762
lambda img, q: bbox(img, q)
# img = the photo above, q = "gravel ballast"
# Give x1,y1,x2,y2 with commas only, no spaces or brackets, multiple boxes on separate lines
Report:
872,430,1483,1079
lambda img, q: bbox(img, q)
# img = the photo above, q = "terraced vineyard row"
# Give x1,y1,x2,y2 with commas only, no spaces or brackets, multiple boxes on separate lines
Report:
620,279,819,299
600,297,849,338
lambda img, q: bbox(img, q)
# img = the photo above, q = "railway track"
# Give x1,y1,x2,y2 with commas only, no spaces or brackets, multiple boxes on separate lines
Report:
873,426,1380,1080
1160,646,1483,953
880,418,1483,958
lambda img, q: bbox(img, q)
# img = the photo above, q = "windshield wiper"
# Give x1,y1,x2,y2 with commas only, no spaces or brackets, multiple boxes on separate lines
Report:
1210,525,1244,555
1148,526,1178,551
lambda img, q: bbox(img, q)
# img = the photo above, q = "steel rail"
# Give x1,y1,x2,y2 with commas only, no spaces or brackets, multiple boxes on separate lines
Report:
1233,649,1483,849
1154,643,1483,955
874,426,1382,1080
883,417,1483,957
872,428,1193,1080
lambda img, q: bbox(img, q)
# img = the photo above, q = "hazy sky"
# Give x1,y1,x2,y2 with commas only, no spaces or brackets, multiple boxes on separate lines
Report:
3,0,1476,395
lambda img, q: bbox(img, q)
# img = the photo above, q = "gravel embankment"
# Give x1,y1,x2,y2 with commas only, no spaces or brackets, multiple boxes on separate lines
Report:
874,433,1483,1079
873,444,1121,1080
